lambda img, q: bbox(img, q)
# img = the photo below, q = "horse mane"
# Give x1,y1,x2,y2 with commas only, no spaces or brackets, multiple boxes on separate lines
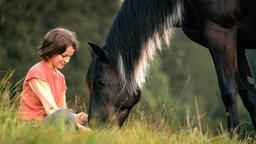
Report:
104,0,184,94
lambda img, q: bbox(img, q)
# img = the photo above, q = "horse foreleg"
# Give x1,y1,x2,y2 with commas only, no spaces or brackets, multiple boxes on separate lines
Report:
205,21,240,134
211,53,240,134
237,47,256,131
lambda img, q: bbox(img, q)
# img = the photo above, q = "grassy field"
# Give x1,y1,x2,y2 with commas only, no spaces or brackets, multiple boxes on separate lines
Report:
0,72,253,144
0,109,247,144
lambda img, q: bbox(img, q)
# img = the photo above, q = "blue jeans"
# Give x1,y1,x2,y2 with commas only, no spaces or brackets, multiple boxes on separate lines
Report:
43,108,79,129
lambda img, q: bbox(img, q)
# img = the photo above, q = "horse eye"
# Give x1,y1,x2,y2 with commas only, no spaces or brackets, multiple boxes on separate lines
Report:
97,79,107,87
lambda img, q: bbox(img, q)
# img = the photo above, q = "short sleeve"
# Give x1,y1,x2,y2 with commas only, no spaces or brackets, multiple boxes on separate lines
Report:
57,71,67,91
25,68,48,82
61,73,67,91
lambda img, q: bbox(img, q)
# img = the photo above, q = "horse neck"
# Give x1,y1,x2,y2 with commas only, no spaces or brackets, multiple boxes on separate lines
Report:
104,0,183,94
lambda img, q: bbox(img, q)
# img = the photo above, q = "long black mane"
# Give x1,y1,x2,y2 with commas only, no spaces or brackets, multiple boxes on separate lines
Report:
104,0,183,94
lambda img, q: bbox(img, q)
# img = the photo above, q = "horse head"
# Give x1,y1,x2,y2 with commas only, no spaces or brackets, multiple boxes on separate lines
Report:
86,42,141,128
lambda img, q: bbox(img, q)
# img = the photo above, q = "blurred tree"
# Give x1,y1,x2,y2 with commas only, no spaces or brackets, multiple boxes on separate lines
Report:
0,0,120,108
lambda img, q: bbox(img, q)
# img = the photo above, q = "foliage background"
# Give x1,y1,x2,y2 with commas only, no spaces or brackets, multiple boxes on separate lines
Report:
0,0,255,134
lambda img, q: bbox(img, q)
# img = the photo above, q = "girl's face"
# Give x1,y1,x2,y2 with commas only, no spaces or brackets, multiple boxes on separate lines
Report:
47,46,75,70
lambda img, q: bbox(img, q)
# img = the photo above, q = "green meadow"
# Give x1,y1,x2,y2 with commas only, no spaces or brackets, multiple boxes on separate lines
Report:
0,71,252,144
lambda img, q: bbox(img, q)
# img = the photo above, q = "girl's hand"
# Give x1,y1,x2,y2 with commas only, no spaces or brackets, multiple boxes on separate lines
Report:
75,112,88,124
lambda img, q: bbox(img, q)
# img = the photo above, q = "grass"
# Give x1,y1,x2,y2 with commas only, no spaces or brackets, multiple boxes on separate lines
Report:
0,71,253,144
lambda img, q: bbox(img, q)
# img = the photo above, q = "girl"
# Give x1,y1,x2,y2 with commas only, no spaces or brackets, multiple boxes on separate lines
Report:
19,27,90,131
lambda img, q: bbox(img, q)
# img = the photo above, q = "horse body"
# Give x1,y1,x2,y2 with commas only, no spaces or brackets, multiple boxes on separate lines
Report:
183,0,256,132
87,0,256,133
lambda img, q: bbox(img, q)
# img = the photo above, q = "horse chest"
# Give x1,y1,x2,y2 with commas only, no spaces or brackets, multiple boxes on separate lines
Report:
199,0,240,27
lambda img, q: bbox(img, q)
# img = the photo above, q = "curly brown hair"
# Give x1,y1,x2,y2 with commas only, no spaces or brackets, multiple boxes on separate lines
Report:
37,27,79,60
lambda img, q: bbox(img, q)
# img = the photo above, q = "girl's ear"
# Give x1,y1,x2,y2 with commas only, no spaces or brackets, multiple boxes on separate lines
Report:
88,42,109,63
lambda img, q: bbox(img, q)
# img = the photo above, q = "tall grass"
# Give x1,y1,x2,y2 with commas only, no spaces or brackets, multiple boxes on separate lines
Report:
0,71,252,144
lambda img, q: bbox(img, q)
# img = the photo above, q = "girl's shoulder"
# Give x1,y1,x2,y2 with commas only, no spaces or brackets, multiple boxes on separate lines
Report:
28,61,45,73
25,61,48,81
55,69,65,79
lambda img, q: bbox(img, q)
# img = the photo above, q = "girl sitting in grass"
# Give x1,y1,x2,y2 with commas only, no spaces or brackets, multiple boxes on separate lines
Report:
19,27,90,132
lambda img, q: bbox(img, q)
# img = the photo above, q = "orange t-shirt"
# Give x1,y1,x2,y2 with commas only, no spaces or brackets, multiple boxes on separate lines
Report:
19,60,67,120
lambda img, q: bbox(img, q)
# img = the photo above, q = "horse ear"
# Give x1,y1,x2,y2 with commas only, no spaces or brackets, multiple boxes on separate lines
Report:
88,42,109,63
88,42,96,58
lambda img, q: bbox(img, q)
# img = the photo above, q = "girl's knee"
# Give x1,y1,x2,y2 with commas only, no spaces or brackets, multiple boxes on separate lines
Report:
44,108,76,124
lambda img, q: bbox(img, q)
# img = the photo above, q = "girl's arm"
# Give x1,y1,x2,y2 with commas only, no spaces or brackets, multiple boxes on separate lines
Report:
29,78,59,114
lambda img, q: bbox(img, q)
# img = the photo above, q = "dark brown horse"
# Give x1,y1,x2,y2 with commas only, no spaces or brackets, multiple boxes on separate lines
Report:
86,0,256,133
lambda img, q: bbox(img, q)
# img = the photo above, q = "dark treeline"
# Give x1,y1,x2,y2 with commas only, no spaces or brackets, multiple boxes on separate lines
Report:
0,0,255,133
